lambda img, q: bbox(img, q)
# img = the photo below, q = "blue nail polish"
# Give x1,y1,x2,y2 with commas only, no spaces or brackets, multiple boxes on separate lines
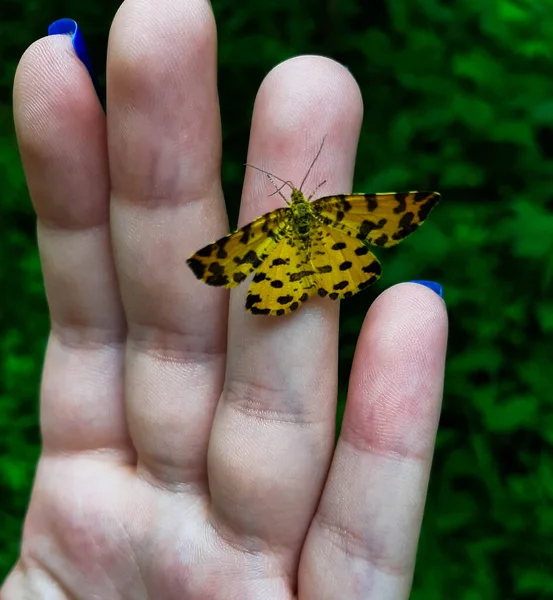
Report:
48,19,99,94
410,280,443,298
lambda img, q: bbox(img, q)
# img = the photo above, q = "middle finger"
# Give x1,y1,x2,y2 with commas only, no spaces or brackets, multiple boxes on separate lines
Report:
107,0,226,490
208,56,364,564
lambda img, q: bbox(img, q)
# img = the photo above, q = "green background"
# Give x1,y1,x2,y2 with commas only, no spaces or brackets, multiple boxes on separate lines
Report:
1,0,552,597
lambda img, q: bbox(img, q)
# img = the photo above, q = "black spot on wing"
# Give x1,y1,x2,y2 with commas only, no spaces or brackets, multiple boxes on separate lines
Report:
366,195,378,211
331,242,347,250
373,234,389,246
208,262,224,274
354,245,369,256
318,288,328,297
414,191,432,203
245,294,262,309
240,224,252,244
289,270,316,282
332,195,352,212
240,250,262,267
362,261,381,275
216,236,230,259
206,273,229,286
196,244,214,258
399,212,415,228
392,224,418,241
317,265,332,274
187,257,206,279
394,192,408,214
250,306,271,315
253,272,267,283
357,218,386,240
233,272,247,284
270,280,284,288
359,273,380,290
205,262,229,286
333,281,348,290
339,261,353,271
277,295,294,305
417,193,440,221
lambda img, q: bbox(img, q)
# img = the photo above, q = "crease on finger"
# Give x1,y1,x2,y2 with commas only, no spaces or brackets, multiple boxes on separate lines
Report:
312,508,414,579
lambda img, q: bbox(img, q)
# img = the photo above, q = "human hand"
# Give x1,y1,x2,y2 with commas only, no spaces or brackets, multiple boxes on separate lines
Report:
3,1,448,598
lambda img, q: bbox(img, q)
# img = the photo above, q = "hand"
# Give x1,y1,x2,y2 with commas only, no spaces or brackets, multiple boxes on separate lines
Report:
3,1,448,598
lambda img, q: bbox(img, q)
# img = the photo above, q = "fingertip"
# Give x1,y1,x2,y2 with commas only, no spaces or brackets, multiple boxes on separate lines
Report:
353,281,449,402
15,35,73,107
14,34,99,131
266,55,359,92
48,19,98,92
13,35,108,228
245,55,364,222
342,282,447,467
373,281,448,326
255,55,363,139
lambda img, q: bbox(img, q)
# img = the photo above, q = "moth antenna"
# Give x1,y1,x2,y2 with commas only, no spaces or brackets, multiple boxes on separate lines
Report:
265,173,289,204
299,135,327,192
307,179,327,201
269,180,295,197
244,163,295,192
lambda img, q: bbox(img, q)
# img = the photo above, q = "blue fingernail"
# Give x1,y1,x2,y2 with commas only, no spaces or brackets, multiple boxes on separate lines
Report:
48,19,99,94
410,280,443,298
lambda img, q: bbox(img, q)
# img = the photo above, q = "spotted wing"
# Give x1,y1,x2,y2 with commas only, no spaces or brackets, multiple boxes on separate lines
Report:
245,226,382,316
308,225,381,301
245,236,315,316
187,208,288,288
312,192,440,248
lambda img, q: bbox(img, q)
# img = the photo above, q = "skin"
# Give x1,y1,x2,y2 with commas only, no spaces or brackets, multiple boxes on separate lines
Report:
2,0,448,598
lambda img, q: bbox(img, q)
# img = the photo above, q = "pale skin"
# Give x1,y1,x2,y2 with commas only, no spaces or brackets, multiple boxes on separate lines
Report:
3,0,448,598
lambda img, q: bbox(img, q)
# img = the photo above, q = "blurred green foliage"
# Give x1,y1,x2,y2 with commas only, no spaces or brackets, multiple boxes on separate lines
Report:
1,0,552,597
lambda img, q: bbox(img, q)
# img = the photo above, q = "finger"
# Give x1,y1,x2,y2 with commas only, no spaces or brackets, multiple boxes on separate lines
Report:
208,56,363,563
107,0,226,488
299,283,448,600
13,35,130,457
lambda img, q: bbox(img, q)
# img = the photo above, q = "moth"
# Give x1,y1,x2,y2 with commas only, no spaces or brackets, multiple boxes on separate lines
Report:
187,141,440,315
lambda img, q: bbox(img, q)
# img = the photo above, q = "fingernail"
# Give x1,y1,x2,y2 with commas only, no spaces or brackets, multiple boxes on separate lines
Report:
48,19,99,93
410,280,444,298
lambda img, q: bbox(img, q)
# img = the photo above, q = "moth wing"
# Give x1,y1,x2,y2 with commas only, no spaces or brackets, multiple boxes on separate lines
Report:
187,208,288,288
307,225,382,300
245,236,314,316
313,191,440,248
246,225,382,315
